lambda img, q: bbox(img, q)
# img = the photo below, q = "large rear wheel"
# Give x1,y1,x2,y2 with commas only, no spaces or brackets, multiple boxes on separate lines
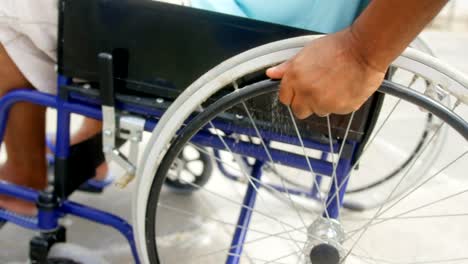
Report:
133,36,468,263
148,79,467,263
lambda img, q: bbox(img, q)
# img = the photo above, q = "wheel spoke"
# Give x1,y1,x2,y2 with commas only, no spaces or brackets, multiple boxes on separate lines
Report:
232,81,312,254
342,105,461,259
326,115,340,219
345,188,468,238
191,225,311,262
205,116,305,253
344,212,468,222
343,138,466,240
324,99,402,209
158,203,307,245
263,250,303,264
326,112,356,220
190,143,319,213
286,106,333,221
163,151,342,260
197,190,257,263
375,150,467,218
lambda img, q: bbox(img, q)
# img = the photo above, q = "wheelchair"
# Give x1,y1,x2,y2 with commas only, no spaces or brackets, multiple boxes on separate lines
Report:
0,1,467,263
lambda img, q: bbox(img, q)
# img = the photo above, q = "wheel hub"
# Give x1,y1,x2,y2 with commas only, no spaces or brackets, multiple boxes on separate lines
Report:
304,217,345,264
309,243,341,264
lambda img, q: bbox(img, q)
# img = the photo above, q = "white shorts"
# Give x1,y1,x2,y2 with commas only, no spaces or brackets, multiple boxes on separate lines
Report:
0,0,190,94
0,0,58,93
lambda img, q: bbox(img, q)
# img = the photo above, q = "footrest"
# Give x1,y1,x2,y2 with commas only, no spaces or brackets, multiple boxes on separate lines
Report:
48,131,127,198
78,174,115,193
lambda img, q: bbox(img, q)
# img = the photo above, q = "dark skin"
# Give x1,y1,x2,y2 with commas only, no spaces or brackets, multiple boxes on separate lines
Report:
267,0,449,118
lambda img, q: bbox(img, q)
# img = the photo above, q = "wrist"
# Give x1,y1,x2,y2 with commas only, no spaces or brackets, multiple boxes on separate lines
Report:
345,25,390,73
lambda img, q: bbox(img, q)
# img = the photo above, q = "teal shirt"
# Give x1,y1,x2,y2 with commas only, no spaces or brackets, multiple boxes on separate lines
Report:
191,0,369,33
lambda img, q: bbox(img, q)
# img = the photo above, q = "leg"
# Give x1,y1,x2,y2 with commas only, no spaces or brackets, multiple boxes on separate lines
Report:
47,117,107,180
70,118,107,180
70,118,102,144
0,44,47,215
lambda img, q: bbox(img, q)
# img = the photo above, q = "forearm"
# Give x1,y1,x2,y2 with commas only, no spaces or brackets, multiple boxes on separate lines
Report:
350,0,448,71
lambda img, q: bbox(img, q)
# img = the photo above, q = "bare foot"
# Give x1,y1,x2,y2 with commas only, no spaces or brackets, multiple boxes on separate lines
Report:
0,162,46,216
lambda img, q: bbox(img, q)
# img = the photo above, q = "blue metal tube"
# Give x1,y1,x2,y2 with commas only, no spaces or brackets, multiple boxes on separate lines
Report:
37,206,60,231
63,100,158,132
311,152,328,199
226,161,264,264
55,104,71,158
214,150,323,200
68,91,338,156
65,92,160,132
63,101,102,120
0,89,159,145
0,89,343,162
311,175,324,200
323,143,356,219
208,121,340,153
215,158,319,200
0,180,39,202
0,209,38,230
0,90,57,143
60,201,140,263
192,131,335,176
65,94,338,156
0,183,45,230
0,179,139,262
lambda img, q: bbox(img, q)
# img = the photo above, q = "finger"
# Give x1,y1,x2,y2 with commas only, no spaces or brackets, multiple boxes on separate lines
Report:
291,97,313,120
314,111,330,117
313,100,331,117
266,60,292,79
333,100,364,115
278,75,294,106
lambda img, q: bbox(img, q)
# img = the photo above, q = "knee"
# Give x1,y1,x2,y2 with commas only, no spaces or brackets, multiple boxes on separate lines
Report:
0,44,31,95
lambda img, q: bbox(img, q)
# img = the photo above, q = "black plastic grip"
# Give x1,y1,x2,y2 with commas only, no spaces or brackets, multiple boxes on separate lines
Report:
98,52,115,107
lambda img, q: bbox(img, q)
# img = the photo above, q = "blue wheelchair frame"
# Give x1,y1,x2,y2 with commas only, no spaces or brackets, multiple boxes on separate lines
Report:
0,74,357,263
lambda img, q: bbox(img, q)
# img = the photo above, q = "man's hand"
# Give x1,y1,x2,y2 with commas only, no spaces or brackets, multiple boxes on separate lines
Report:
266,0,448,119
266,29,386,119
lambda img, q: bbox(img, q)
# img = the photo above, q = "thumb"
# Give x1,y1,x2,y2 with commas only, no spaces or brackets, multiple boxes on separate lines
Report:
266,60,291,79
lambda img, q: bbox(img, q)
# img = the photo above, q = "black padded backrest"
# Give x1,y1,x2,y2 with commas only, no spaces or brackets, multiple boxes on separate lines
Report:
58,0,313,98
58,0,383,142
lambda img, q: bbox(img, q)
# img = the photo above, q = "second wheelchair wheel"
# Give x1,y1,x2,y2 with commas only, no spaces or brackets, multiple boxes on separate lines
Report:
164,145,213,193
